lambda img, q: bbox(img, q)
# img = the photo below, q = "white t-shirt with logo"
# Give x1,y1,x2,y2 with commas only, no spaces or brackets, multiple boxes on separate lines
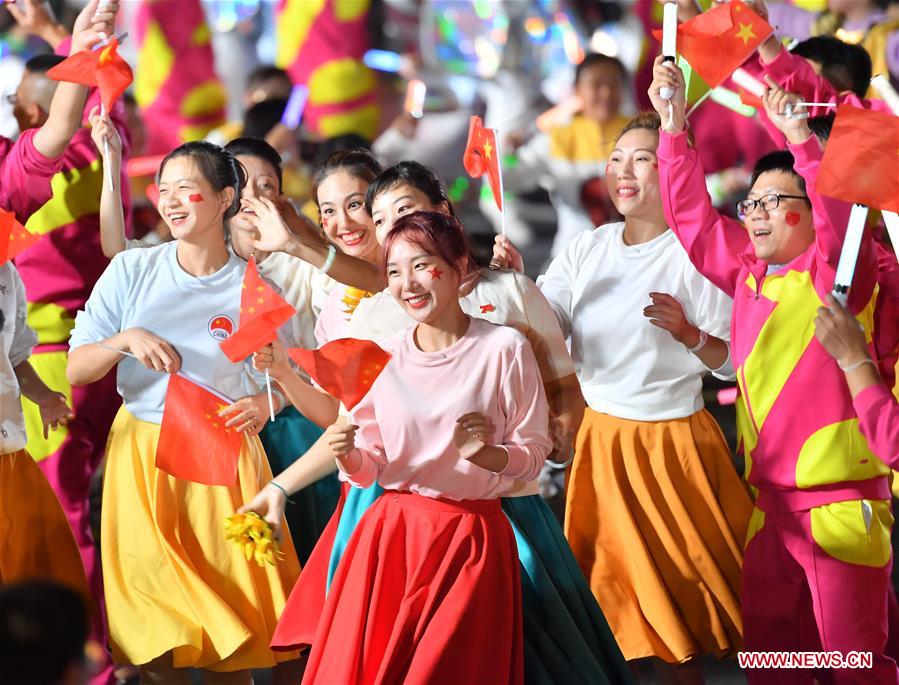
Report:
70,241,262,424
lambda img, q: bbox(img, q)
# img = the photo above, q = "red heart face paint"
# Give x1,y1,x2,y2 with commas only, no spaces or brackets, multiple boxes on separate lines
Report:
189,193,204,203
785,210,801,227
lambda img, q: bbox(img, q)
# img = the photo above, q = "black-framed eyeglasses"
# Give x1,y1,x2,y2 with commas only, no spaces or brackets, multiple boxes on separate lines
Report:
735,193,809,218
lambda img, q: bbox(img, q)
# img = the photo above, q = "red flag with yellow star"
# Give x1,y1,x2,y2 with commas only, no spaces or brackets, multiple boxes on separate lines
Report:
666,0,772,89
220,256,296,362
46,37,134,113
156,373,243,485
463,116,504,212
288,339,391,410
818,105,899,213
0,209,40,264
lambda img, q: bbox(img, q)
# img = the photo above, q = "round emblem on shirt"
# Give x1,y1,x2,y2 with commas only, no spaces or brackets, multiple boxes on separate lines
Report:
208,315,235,341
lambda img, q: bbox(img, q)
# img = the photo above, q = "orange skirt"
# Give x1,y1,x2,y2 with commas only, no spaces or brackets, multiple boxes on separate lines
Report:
0,450,88,597
564,408,752,663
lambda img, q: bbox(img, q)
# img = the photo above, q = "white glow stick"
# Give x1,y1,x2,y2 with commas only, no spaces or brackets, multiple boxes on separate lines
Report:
832,204,869,306
404,79,426,119
871,74,899,116
660,2,678,100
882,211,899,263
731,68,766,98
265,369,276,422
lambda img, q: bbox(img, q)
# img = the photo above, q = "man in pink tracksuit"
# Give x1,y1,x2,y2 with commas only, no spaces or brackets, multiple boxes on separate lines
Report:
651,56,897,684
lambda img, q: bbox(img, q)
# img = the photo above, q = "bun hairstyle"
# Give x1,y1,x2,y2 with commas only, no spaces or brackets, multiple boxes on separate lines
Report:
381,210,478,278
158,141,246,220
311,148,382,208
365,161,457,217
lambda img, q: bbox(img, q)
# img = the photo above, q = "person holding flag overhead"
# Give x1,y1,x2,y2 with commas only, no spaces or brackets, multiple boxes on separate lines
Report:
651,59,896,683
66,141,301,683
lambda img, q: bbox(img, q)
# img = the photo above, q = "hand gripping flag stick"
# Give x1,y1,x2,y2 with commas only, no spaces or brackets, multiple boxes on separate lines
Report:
832,204,869,306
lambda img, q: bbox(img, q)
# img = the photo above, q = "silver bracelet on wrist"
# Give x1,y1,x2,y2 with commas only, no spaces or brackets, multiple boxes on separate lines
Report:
318,244,337,274
687,329,708,353
838,358,876,373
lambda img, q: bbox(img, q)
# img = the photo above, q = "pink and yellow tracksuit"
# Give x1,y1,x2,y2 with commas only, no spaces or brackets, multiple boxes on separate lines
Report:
659,130,897,684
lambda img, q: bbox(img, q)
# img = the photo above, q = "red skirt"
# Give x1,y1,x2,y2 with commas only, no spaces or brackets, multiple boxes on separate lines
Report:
271,483,348,650
302,491,523,685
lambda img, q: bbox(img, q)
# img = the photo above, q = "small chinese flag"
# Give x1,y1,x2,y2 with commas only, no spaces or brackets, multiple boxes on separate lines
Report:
818,105,899,213
219,256,296,362
288,339,391,410
46,37,133,113
156,374,243,486
0,209,40,264
655,0,772,89
463,116,504,212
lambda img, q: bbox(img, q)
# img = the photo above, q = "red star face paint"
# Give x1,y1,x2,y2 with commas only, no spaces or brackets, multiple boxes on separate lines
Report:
652,162,659,169
785,210,801,227
189,193,204,203
427,267,444,280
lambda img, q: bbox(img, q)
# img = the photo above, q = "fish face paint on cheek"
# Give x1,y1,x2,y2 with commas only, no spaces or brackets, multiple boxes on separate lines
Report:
785,210,801,227
189,193,204,203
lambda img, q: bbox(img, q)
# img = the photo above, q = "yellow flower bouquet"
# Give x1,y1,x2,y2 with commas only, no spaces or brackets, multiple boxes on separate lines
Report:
223,511,283,567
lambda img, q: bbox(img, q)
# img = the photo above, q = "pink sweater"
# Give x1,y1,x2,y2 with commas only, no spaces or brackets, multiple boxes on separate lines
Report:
854,385,899,466
0,129,63,219
340,317,552,500
659,130,886,511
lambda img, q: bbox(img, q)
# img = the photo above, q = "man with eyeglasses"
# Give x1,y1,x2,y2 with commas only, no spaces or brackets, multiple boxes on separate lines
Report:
651,57,893,684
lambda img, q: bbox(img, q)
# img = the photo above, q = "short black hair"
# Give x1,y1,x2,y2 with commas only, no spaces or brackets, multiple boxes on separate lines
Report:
225,137,283,191
808,113,836,143
750,150,808,197
24,53,65,74
791,36,872,97
247,65,291,90
365,161,456,217
243,98,288,140
575,53,627,84
0,581,89,685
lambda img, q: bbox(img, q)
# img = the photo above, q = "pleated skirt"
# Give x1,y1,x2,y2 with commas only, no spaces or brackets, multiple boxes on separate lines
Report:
565,407,752,663
101,408,301,671
0,449,88,597
301,491,523,685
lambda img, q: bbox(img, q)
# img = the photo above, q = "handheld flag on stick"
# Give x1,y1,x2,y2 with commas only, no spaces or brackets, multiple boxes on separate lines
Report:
288,339,391,411
817,105,899,213
832,204,870,306
219,256,296,362
0,209,40,264
463,115,504,222
656,0,773,89
46,36,133,114
219,256,296,421
156,372,242,486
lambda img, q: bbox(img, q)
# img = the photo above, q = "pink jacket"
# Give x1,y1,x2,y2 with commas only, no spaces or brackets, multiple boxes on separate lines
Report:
854,385,899,465
659,130,887,512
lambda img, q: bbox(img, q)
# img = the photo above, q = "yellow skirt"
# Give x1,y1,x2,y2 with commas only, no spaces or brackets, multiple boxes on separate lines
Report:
102,408,301,671
565,408,752,664
0,449,88,596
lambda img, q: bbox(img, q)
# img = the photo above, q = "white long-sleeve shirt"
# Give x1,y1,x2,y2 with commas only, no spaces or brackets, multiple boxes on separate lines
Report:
1,263,38,453
537,222,734,421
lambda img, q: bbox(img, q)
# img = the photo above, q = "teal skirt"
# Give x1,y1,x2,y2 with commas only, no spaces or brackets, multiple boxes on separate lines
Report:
258,406,340,564
327,484,633,685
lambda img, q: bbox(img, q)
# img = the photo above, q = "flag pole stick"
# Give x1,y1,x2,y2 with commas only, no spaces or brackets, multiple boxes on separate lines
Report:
265,369,276,422
832,204,869,306
100,104,113,192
